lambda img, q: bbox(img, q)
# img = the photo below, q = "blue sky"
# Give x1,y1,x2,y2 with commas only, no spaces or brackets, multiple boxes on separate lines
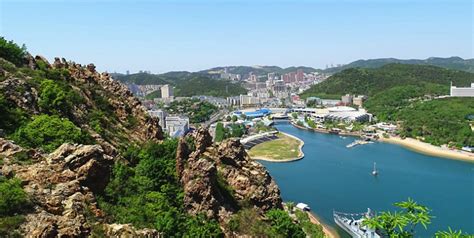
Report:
1,0,472,73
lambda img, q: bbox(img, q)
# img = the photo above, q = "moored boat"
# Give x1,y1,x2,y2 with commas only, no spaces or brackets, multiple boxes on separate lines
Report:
333,208,381,238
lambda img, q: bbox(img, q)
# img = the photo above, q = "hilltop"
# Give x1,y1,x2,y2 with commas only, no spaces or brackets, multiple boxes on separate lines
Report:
301,63,473,99
323,56,474,74
201,65,319,77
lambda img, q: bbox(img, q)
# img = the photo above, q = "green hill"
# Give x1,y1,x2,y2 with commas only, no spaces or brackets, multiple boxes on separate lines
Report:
301,63,474,147
115,72,247,97
323,57,474,74
301,63,474,99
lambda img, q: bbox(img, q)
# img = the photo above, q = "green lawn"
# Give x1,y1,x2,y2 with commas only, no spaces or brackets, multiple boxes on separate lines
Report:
248,133,302,160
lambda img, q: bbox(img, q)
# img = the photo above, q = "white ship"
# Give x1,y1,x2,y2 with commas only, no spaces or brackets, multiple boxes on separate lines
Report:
333,208,381,238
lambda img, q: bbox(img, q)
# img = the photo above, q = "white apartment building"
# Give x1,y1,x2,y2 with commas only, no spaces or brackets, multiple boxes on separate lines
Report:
451,83,474,97
165,116,189,137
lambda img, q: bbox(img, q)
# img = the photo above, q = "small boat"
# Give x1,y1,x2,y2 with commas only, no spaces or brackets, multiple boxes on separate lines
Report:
346,141,358,148
372,162,378,176
334,208,381,238
347,140,374,148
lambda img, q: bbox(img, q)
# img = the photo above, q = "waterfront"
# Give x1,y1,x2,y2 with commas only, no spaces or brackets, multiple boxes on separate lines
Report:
260,122,474,237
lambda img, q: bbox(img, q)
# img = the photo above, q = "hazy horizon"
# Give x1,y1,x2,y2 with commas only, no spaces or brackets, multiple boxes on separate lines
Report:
1,0,472,73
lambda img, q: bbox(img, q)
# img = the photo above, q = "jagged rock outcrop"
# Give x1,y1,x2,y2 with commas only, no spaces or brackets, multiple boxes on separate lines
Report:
178,129,283,224
0,139,158,237
0,55,163,153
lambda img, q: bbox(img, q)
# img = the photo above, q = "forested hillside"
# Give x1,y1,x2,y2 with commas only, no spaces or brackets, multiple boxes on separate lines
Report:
323,57,474,74
115,73,247,97
301,63,474,148
301,63,473,99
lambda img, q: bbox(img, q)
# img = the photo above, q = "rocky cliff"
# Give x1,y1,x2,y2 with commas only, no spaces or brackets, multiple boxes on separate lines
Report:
177,128,283,226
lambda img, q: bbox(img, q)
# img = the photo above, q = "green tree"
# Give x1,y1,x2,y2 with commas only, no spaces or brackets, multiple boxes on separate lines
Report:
266,209,305,238
0,94,28,135
292,112,298,120
363,198,432,237
0,37,27,67
231,115,238,122
214,122,226,142
13,114,89,152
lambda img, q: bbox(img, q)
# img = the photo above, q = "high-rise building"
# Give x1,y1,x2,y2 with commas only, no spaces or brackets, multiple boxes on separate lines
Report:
296,69,304,81
161,84,174,98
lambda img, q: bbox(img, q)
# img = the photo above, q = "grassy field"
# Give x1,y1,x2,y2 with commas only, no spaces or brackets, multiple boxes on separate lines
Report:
248,133,302,160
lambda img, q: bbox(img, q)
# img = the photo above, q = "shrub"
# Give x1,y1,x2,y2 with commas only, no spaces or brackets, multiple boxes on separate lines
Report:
0,178,30,216
38,79,81,116
13,114,89,152
266,209,305,238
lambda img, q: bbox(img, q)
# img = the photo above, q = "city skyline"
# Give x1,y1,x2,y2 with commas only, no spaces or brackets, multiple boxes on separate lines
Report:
1,0,472,73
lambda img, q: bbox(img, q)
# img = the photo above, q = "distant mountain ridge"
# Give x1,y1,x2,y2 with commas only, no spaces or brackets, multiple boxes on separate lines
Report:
322,56,474,73
200,65,319,77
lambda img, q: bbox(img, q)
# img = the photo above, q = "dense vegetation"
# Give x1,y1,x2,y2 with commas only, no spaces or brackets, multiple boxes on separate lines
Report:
202,65,319,77
301,64,473,99
98,140,223,237
301,64,474,148
323,57,474,74
13,115,91,152
0,37,27,67
167,98,218,123
214,122,246,142
116,73,247,97
0,177,31,237
395,98,473,147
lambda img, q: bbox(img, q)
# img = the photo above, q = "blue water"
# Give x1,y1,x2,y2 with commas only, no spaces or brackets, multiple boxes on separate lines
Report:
259,122,474,237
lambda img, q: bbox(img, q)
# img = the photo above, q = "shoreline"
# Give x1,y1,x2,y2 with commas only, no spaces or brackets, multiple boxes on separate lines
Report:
379,136,474,162
250,132,305,162
306,211,340,238
289,121,474,163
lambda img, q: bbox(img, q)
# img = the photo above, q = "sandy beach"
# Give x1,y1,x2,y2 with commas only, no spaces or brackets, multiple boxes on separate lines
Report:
379,136,474,162
306,211,340,238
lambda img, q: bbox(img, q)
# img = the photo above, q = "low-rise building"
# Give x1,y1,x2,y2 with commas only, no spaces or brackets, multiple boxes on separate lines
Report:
451,82,474,97
353,95,367,107
165,116,189,137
